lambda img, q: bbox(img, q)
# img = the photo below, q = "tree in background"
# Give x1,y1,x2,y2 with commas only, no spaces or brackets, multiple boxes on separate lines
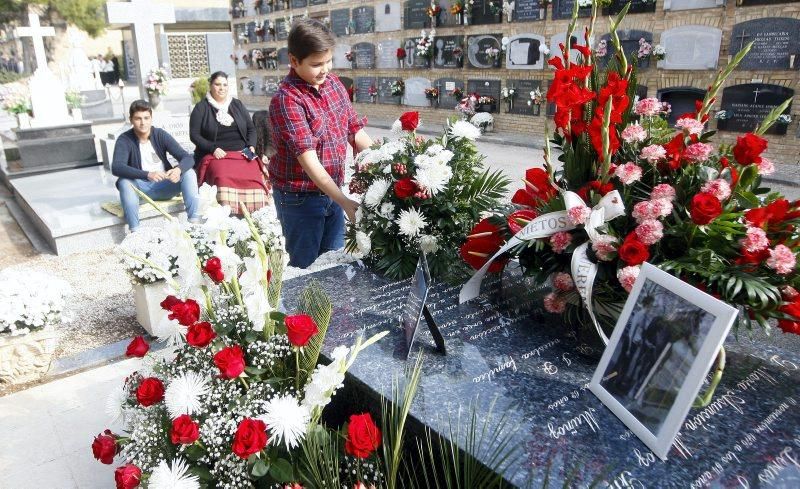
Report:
1,0,106,38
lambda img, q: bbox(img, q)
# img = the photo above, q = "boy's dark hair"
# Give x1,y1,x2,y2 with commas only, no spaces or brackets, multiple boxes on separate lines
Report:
287,18,336,61
129,99,152,118
209,71,228,84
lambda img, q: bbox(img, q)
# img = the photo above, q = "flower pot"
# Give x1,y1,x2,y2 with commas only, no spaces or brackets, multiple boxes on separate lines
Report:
71,107,83,121
0,327,59,385
463,14,470,25
16,112,31,128
147,92,161,111
133,281,170,335
399,59,405,69
397,96,403,105
492,58,501,68
477,103,496,113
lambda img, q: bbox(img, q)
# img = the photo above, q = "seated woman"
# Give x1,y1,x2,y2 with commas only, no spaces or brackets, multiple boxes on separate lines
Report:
190,71,269,214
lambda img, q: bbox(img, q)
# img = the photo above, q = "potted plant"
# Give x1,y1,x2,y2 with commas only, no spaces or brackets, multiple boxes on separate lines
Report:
397,47,407,68
471,111,494,132
0,269,71,385
144,67,169,110
390,79,405,105
2,92,31,128
425,87,440,107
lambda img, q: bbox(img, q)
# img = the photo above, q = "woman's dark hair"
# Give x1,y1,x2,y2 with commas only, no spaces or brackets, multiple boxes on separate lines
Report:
208,71,229,84
288,18,336,62
128,99,151,118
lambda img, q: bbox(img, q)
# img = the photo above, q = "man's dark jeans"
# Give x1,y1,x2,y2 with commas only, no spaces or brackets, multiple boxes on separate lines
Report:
272,188,345,268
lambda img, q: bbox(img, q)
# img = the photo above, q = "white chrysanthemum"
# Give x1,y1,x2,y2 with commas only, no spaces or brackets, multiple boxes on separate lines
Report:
419,235,440,254
450,120,481,140
396,208,428,237
149,459,200,489
105,382,129,425
153,313,188,346
415,162,452,196
165,371,212,419
363,179,392,208
378,202,396,220
354,207,364,225
381,140,406,159
259,395,310,450
355,231,372,255
432,149,454,166
426,144,444,155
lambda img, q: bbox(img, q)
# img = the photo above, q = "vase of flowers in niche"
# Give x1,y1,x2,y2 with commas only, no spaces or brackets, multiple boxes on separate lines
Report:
527,87,543,115
390,79,405,105
539,0,550,19
476,95,497,113
417,30,435,68
450,1,464,24
463,0,473,24
501,86,515,112
368,84,378,103
397,47,407,68
486,46,502,68
489,0,502,21
425,87,440,108
426,2,442,27
453,47,464,67
345,50,355,69
145,67,169,110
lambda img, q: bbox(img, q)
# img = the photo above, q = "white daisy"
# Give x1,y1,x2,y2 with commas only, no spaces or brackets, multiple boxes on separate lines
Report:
450,120,481,141
419,235,440,254
363,179,392,208
149,458,200,489
259,395,310,450
355,231,372,255
396,208,428,238
414,163,453,196
105,382,129,425
165,371,211,419
425,144,444,155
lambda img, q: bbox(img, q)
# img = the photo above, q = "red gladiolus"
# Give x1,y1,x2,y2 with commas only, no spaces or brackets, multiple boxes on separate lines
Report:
284,314,320,347
399,111,420,131
690,193,723,225
512,168,557,207
125,336,149,358
394,178,417,199
232,418,268,459
744,199,800,229
345,413,382,458
203,257,225,283
214,345,246,379
778,297,800,335
507,209,538,234
732,133,768,165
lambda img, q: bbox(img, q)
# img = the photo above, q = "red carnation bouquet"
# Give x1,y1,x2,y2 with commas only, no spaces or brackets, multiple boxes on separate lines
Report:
461,3,797,341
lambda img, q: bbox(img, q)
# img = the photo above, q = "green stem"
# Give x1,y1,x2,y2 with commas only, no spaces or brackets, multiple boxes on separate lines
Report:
129,183,175,221
693,347,726,408
239,376,250,390
295,348,301,391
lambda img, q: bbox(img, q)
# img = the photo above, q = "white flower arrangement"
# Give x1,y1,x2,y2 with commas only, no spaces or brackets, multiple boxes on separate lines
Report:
119,227,180,285
0,269,72,336
470,112,494,130
652,44,666,60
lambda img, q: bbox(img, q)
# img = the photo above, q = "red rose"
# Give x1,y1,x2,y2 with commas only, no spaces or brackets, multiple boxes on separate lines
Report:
394,178,417,199
135,377,165,407
187,321,217,348
285,314,319,347
507,209,538,234
732,132,768,165
160,295,181,310
232,418,268,458
203,257,225,283
114,464,142,489
214,345,246,379
168,298,201,326
399,111,420,131
618,233,650,266
92,429,119,464
345,413,382,458
690,192,722,225
125,336,149,358
171,414,200,445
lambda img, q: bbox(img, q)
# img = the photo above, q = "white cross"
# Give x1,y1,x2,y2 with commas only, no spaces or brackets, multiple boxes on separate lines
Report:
106,0,176,99
14,13,55,73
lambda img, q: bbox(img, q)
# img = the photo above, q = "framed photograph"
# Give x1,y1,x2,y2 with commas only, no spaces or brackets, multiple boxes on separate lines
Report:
589,262,738,460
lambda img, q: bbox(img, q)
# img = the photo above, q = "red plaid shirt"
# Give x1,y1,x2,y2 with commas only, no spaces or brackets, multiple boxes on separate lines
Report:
268,70,367,192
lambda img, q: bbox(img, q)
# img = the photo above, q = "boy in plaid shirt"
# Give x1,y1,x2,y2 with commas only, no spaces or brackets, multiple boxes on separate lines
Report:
269,18,373,268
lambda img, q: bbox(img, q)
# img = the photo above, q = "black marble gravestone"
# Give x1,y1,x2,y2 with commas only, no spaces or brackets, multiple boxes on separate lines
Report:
277,47,290,66
470,0,503,25
276,19,289,41
552,0,591,20
339,76,354,91
506,79,543,116
729,18,800,71
262,76,281,96
281,263,800,487
377,77,397,104
330,9,350,37
598,30,653,70
404,0,428,29
603,0,656,15
291,0,307,7
352,6,375,34
467,79,501,112
433,36,465,69
738,0,800,5
352,42,375,69
434,77,465,109
309,0,327,5
514,0,545,21
657,87,705,126
354,76,377,104
467,34,503,69
717,84,794,136
246,21,258,43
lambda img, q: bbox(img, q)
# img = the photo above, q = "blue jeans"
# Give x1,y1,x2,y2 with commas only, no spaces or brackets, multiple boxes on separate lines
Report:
273,188,344,268
118,169,200,231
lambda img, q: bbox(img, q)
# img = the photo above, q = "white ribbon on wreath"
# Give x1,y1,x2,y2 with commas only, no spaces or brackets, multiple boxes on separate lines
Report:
459,189,625,345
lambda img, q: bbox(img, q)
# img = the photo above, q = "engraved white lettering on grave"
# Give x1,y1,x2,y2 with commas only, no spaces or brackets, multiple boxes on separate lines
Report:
472,356,517,382
547,408,600,439
758,447,800,486
683,390,746,431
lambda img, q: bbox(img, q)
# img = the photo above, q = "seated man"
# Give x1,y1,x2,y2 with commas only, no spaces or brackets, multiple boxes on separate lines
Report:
112,99,199,232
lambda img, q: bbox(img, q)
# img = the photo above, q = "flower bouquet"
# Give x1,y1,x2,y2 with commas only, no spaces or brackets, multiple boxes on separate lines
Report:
426,1,442,27
145,67,169,97
425,87,440,107
416,30,435,67
450,86,464,101
460,2,798,367
389,79,405,104
501,86,516,111
368,84,378,103
396,47,407,68
119,228,180,285
470,112,494,133
1,91,30,115
456,93,477,119
345,112,508,279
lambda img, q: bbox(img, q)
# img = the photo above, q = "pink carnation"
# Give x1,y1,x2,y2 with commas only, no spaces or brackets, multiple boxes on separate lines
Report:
684,142,714,163
591,234,618,261
543,292,567,314
650,198,673,218
635,219,664,246
766,245,796,275
650,184,676,202
621,124,647,144
640,144,666,163
675,117,705,136
739,226,769,253
552,272,575,292
756,157,775,176
701,179,732,201
615,162,643,185
634,98,663,117
632,201,658,222
550,231,573,253
568,205,592,226
617,266,640,293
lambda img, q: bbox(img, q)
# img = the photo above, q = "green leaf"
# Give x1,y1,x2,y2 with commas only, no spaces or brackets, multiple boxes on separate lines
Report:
297,281,333,386
269,458,294,482
251,458,270,478
184,444,206,462
245,366,266,376
189,465,213,480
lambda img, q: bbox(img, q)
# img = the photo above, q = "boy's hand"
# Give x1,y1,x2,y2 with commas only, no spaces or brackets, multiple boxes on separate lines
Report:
213,148,227,159
148,171,166,182
165,167,182,183
341,197,359,223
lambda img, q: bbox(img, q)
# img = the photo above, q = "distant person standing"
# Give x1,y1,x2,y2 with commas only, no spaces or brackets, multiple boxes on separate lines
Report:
110,54,121,84
101,55,114,86
90,55,102,87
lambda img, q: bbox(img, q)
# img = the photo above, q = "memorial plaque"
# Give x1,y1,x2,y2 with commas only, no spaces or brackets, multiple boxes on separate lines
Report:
291,0,307,7
405,77,433,107
597,30,652,70
333,43,352,69
467,34,502,69
276,48,290,67
354,76,377,103
603,0,656,15
375,2,402,32
378,76,398,104
729,18,800,71
352,42,375,69
438,0,458,26
717,84,794,136
467,78,501,111
506,34,545,70
404,0,428,29
663,0,721,10
550,32,595,65
657,87,706,126
376,39,402,69
433,36,465,69
331,9,350,37
281,263,800,489
262,76,281,96
470,0,503,25
506,79,543,116
552,0,591,20
434,77,465,109
658,26,722,70
246,21,257,43
404,37,430,68
352,6,375,34
309,0,328,5
514,0,545,21
275,19,289,41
